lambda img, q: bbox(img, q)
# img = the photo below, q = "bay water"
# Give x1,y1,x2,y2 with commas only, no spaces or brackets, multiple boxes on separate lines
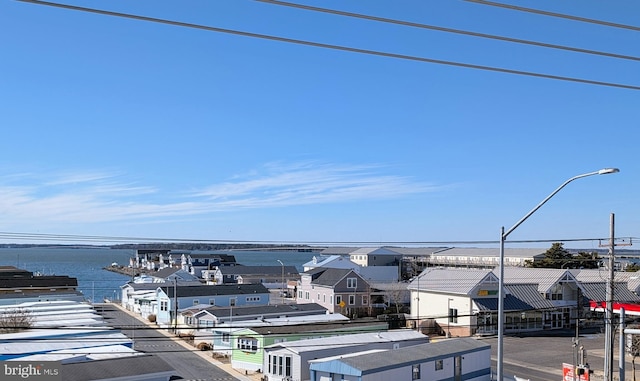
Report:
0,247,317,302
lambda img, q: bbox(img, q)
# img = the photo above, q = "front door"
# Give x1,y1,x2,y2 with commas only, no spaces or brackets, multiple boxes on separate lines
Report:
550,311,563,329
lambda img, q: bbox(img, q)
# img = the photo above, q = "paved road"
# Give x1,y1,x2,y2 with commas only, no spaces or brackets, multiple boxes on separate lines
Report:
479,328,632,381
96,304,632,381
96,304,242,381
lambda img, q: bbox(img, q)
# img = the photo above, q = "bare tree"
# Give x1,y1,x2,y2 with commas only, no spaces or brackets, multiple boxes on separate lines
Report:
0,308,34,333
386,282,408,314
627,324,640,381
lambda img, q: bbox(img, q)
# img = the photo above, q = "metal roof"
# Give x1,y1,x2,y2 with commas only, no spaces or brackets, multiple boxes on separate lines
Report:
266,330,428,354
160,283,269,298
62,354,176,381
311,338,489,374
431,247,546,258
473,294,538,312
579,282,640,303
496,267,577,293
195,302,328,319
503,284,556,310
407,267,495,295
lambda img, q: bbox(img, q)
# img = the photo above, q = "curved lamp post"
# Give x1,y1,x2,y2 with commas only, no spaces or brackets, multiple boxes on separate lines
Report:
277,259,284,304
497,168,619,381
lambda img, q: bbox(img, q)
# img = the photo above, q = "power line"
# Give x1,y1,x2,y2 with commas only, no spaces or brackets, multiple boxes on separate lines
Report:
0,230,632,246
466,0,640,32
258,0,640,62
16,0,640,91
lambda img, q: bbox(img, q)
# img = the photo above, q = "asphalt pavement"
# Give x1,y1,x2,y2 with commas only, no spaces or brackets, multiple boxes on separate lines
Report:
95,303,256,381
477,327,634,381
97,303,634,381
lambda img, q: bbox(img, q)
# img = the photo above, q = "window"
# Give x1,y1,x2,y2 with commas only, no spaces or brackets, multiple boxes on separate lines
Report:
305,291,310,300
229,297,236,307
362,295,368,305
349,295,355,305
549,284,564,300
435,359,443,371
298,290,303,298
209,299,215,305
160,300,168,312
412,364,421,380
347,277,357,288
246,296,261,302
336,295,342,305
221,332,230,344
193,299,199,306
449,308,458,323
237,337,258,352
269,355,292,377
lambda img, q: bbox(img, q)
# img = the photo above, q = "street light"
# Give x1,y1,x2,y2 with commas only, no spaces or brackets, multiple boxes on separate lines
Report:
277,259,284,304
497,168,619,381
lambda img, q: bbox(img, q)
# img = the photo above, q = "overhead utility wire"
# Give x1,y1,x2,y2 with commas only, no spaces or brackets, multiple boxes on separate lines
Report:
257,0,640,62
466,0,640,32
0,231,628,246
17,0,640,91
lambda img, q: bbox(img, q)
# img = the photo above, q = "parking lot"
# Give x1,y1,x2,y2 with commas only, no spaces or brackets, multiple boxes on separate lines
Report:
478,328,635,381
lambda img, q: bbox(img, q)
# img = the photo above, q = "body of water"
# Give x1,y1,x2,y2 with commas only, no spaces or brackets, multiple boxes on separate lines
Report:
0,247,319,302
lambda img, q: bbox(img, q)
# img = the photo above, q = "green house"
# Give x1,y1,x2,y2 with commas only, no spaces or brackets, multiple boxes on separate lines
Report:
230,320,388,372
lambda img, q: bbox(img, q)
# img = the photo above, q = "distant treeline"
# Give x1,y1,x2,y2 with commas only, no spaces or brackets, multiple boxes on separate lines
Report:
0,243,313,251
110,243,309,251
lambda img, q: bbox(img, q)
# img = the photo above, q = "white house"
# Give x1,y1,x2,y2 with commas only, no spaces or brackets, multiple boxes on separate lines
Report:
308,337,491,381
263,330,429,381
155,283,270,328
349,247,403,267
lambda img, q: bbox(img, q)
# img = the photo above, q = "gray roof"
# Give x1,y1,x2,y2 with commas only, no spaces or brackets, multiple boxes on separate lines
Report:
383,247,447,256
152,267,180,279
303,255,357,270
266,330,428,353
161,283,269,298
220,265,299,276
408,268,495,295
504,284,556,309
474,294,537,312
62,354,175,381
496,267,577,293
320,247,359,255
306,268,362,287
245,320,387,336
349,247,402,256
579,282,640,303
434,247,546,258
196,302,328,319
314,338,489,374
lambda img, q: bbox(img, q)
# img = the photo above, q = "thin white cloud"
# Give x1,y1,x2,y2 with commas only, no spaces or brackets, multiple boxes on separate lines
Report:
0,162,443,225
192,162,439,209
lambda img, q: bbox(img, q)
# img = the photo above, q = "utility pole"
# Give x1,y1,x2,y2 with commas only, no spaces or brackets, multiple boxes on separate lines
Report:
603,213,615,381
602,213,631,381
620,308,626,381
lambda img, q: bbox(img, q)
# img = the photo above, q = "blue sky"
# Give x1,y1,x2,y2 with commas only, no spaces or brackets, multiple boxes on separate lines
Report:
1,0,638,248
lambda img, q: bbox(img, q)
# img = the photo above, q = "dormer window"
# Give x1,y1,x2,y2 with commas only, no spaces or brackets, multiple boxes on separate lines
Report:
347,278,357,288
